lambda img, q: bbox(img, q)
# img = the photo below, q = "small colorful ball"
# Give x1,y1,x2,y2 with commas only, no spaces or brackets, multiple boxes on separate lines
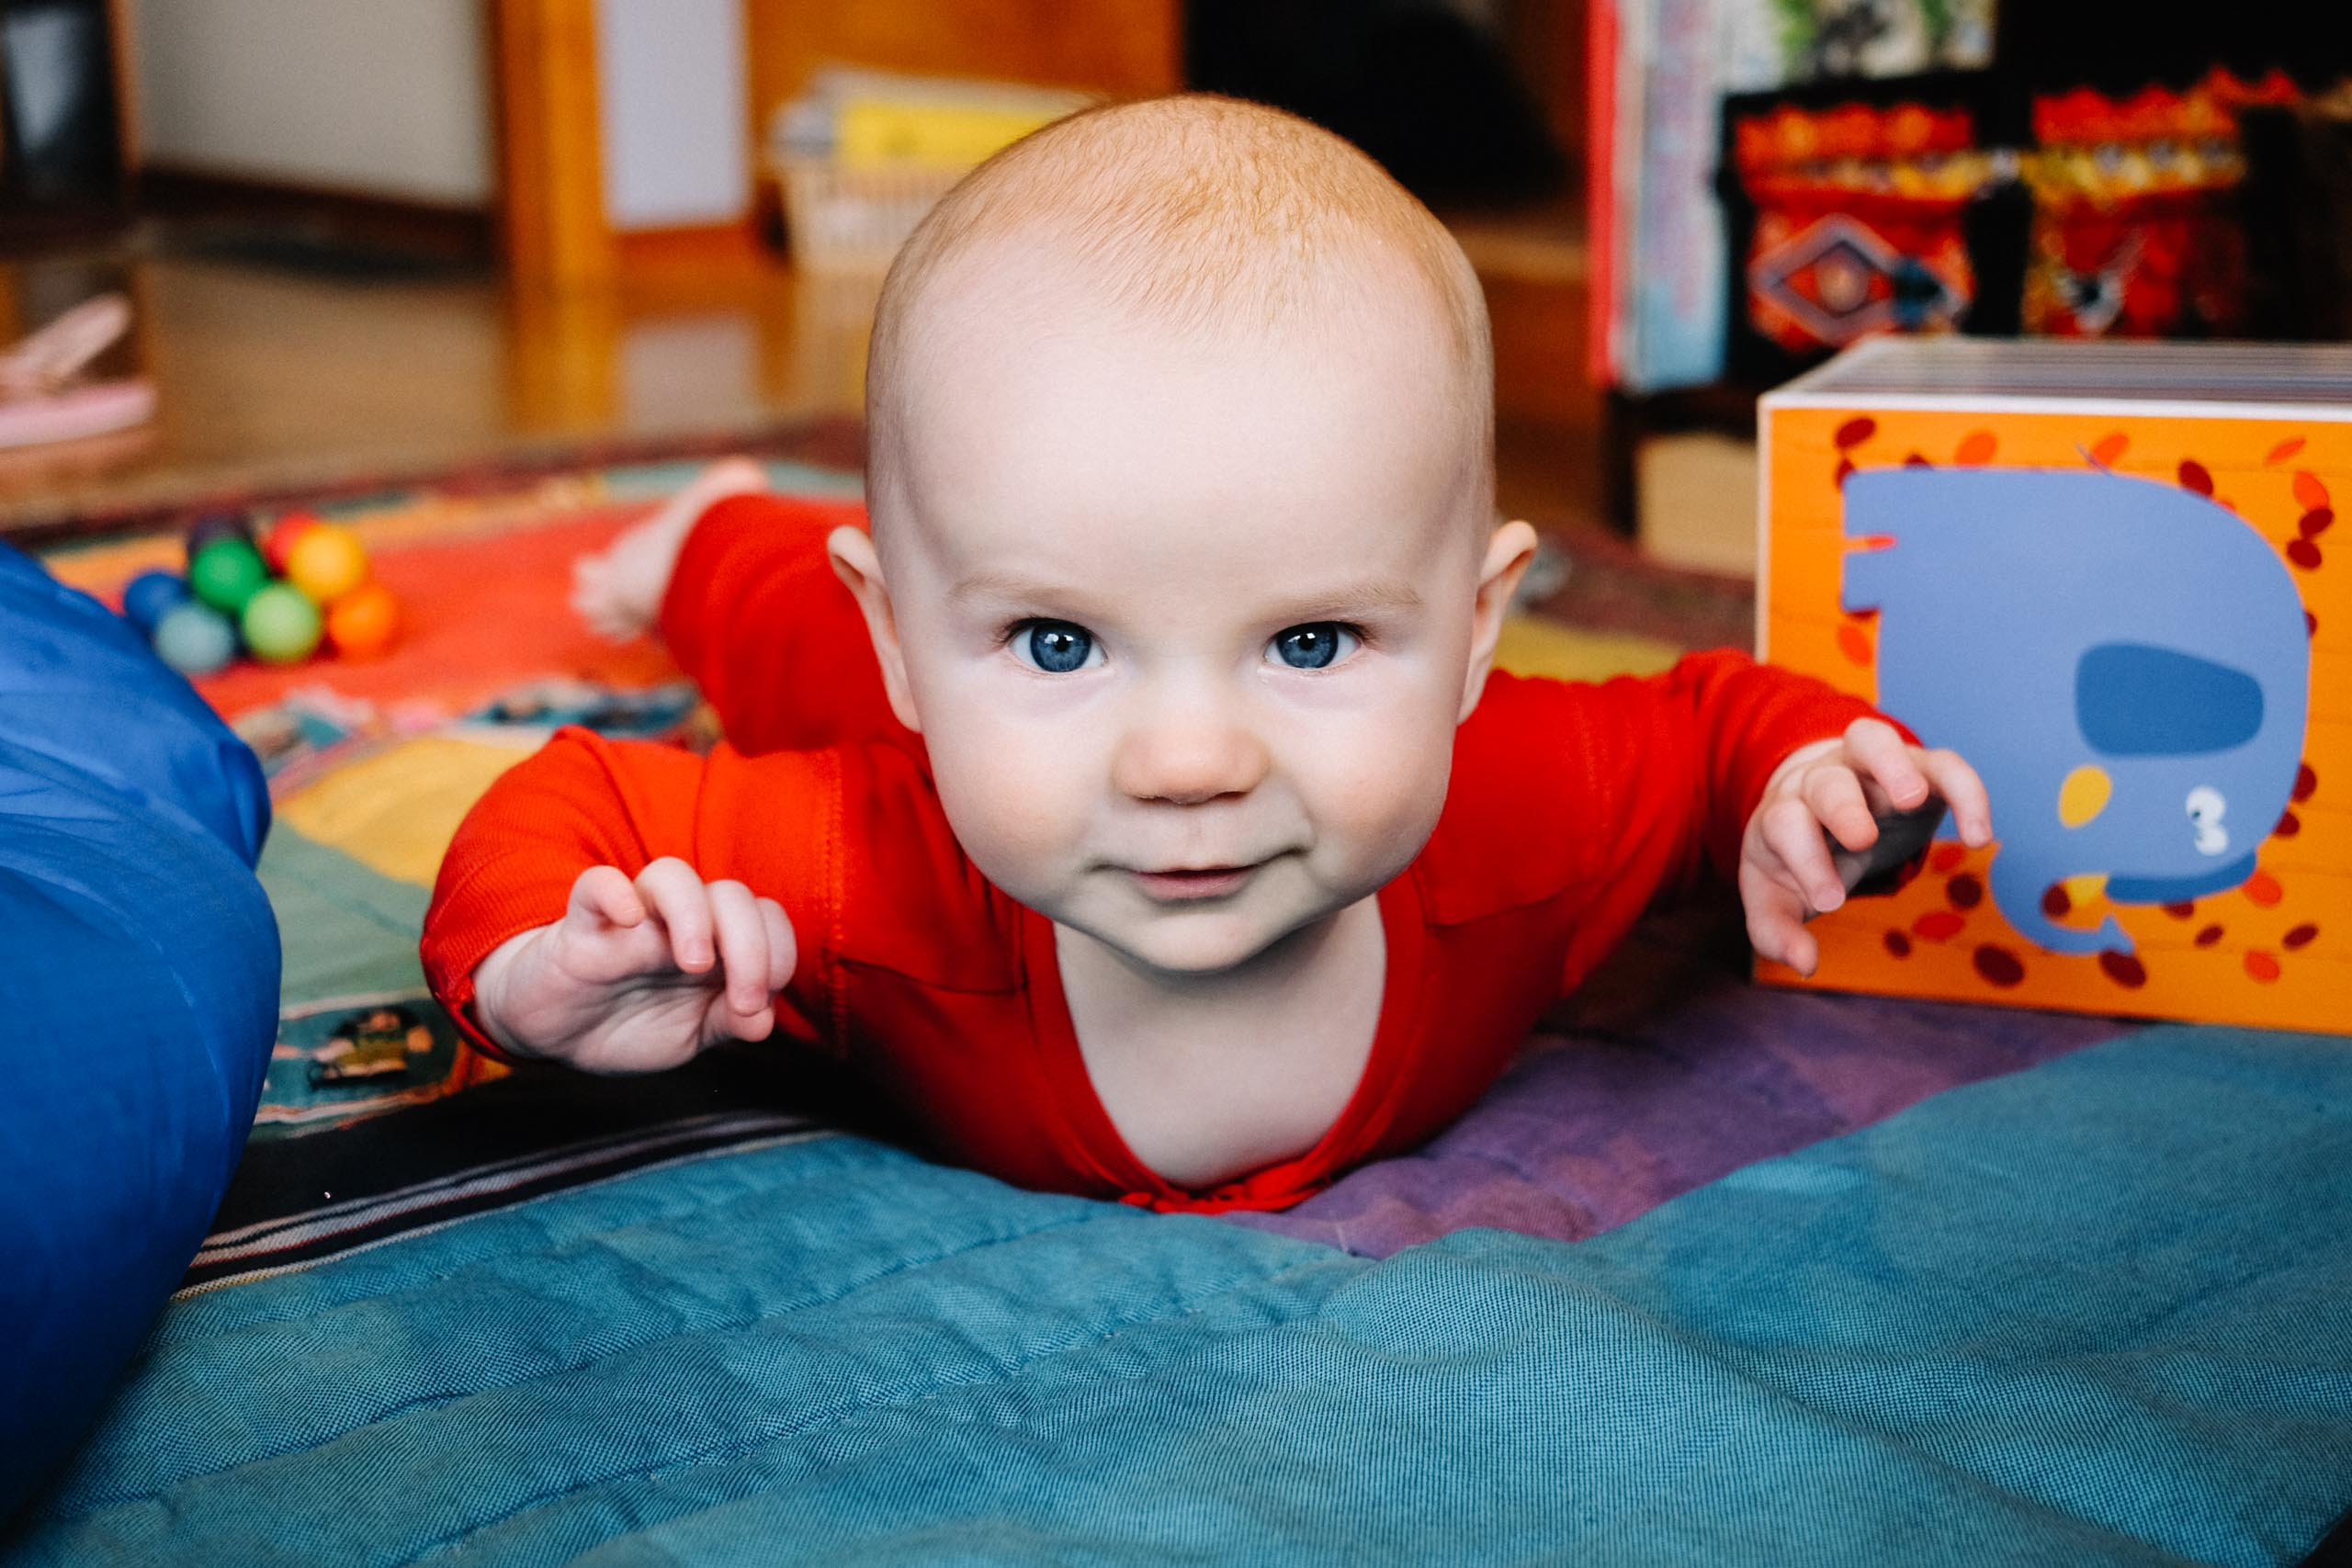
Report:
152,602,239,675
260,510,324,574
183,513,253,564
324,581,400,659
240,583,324,664
121,569,191,633
285,524,368,604
188,536,270,615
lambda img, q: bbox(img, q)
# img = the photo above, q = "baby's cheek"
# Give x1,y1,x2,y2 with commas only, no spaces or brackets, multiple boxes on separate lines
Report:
925,725,1092,889
1306,713,1452,874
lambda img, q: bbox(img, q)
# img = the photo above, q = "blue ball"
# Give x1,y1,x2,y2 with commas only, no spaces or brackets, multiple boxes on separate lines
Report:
121,569,191,634
152,601,239,675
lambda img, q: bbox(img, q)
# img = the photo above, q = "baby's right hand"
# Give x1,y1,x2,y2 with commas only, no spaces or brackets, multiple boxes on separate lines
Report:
469,859,796,1074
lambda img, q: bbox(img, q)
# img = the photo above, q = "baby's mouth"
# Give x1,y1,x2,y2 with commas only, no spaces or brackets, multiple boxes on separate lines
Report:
1127,863,1260,901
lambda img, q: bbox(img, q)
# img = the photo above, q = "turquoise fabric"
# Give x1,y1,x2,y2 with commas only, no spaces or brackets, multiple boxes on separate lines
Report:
12,1025,2349,1565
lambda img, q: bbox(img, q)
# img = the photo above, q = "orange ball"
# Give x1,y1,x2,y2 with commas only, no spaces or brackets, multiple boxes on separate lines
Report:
260,510,323,575
286,524,369,604
325,581,400,659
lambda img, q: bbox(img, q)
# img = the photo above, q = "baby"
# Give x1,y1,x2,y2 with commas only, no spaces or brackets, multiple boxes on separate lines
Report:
423,96,1987,1212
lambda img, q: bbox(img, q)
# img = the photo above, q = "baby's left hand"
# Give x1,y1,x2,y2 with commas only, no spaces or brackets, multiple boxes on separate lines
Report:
1739,717,1992,977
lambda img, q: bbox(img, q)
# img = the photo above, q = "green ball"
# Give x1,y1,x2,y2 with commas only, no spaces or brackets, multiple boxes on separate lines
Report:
152,602,238,675
189,537,269,615
240,582,323,663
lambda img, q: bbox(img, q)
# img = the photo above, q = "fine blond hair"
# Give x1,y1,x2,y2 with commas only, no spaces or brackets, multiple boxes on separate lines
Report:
865,93,1495,525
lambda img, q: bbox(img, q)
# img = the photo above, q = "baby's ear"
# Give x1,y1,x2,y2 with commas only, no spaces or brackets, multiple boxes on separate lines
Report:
1458,520,1540,723
826,525,924,734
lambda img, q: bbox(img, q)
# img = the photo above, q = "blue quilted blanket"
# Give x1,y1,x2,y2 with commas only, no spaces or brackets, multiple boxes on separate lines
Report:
13,1024,2349,1566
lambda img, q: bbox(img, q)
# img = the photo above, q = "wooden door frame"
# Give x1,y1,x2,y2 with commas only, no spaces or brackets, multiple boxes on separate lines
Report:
490,0,616,286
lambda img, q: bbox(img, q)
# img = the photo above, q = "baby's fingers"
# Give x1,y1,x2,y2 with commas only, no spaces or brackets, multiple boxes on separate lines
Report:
1918,747,1994,847
634,857,716,974
761,897,797,990
1739,857,1820,976
1801,763,1877,854
1761,796,1847,914
565,864,645,931
1845,717,1930,811
707,879,779,1028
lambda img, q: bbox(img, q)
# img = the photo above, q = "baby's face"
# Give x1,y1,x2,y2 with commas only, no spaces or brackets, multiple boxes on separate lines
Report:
852,265,1510,977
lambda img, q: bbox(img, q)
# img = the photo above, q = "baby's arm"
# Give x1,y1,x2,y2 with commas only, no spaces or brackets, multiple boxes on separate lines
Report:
1518,652,1986,976
423,728,836,1073
470,859,795,1074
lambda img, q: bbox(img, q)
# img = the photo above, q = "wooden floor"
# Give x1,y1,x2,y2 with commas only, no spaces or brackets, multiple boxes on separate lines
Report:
0,220,1614,545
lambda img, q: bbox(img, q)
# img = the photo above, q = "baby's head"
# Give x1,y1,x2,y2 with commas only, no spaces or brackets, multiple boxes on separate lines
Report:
831,94,1536,977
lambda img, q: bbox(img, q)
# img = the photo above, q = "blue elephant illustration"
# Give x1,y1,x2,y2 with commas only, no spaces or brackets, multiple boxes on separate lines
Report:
1840,468,2311,954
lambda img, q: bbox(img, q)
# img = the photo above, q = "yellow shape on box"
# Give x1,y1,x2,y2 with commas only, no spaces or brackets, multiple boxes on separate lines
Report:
276,735,531,888
2058,763,2113,828
2061,872,2110,907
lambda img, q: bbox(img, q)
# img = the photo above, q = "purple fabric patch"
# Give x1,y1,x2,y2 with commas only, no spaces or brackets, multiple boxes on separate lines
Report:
1227,896,2134,1258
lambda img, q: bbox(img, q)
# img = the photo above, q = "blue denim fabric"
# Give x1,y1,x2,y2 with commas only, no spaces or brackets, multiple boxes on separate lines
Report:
14,1026,2349,1565
0,543,277,1517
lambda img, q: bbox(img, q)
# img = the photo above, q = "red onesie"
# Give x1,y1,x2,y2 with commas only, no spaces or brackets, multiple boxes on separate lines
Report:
423,493,1882,1213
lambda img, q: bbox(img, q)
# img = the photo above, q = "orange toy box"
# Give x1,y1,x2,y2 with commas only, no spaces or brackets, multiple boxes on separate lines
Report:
1758,338,2348,1032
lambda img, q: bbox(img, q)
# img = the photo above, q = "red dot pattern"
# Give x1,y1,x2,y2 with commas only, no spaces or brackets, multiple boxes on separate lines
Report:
1913,910,1966,942
2090,432,2130,465
2288,539,2323,571
1955,431,1997,465
2196,924,2226,947
2283,923,2320,950
1883,929,1913,958
2295,762,2319,802
2098,950,2148,987
1835,417,1876,449
1973,944,2026,986
2302,508,2334,538
2041,883,2072,919
2178,458,2214,495
2245,951,2281,983
1946,874,1984,909
2267,436,2307,465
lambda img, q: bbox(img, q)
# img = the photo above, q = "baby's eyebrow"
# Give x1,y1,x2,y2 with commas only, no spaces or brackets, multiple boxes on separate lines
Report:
948,571,1093,612
1258,580,1426,622
949,571,1426,622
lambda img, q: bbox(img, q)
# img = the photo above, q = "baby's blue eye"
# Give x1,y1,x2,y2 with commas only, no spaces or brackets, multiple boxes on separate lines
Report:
1014,620,1097,674
1268,623,1359,671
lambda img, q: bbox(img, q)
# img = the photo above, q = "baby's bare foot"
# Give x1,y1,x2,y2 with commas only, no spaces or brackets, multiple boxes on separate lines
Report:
572,457,770,642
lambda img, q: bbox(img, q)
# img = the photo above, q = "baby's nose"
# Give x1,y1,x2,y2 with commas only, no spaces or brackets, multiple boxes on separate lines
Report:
1111,702,1272,806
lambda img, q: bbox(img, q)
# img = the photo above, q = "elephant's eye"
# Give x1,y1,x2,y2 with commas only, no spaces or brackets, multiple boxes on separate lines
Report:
2186,785,2225,825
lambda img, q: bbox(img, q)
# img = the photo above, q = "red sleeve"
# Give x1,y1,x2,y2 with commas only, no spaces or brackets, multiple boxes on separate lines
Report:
1590,650,1897,892
658,491,916,760
419,726,848,1059
1432,652,1897,997
1468,650,1895,904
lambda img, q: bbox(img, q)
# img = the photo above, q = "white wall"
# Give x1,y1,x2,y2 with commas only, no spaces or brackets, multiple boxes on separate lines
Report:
595,0,748,231
131,0,494,205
